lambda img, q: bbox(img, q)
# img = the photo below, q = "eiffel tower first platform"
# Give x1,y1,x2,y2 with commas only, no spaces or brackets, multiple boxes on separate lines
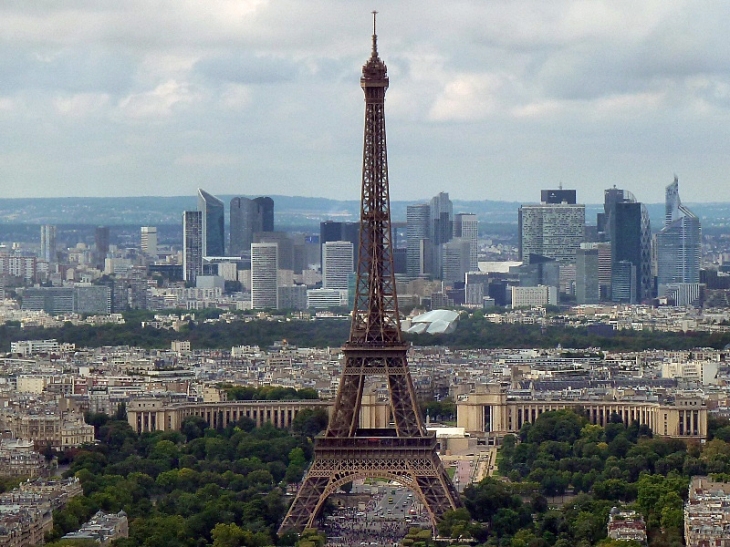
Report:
279,14,461,535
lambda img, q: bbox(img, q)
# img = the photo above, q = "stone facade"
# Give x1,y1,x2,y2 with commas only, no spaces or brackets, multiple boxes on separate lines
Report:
456,384,708,441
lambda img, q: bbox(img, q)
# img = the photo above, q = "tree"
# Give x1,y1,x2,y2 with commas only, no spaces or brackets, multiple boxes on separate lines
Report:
182,416,209,441
291,409,328,440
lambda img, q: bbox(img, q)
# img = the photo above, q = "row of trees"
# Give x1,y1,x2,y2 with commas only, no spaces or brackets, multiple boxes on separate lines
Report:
221,385,319,402
2,309,730,352
436,409,730,547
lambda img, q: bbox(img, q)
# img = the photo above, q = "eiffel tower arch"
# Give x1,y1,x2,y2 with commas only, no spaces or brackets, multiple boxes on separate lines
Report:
279,14,461,535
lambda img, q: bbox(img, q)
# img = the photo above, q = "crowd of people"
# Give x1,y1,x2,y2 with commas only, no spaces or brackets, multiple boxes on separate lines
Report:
321,489,431,547
324,516,411,547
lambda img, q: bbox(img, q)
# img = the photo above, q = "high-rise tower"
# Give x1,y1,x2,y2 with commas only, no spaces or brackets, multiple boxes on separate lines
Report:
279,16,460,534
40,225,57,263
230,196,275,257
140,226,157,257
197,189,225,257
656,176,700,289
454,213,478,272
603,188,652,302
406,204,431,277
94,226,110,269
322,241,354,291
251,242,278,309
182,211,203,283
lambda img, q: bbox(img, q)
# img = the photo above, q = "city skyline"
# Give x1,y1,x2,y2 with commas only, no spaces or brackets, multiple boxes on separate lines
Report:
2,3,730,203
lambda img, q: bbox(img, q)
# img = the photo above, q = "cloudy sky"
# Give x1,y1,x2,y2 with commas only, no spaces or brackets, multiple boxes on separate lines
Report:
1,1,729,204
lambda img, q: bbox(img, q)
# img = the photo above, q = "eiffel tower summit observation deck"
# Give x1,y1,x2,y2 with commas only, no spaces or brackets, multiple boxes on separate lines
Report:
278,13,461,535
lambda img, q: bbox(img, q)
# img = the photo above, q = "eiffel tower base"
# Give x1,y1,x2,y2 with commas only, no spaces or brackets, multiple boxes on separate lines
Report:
278,435,460,534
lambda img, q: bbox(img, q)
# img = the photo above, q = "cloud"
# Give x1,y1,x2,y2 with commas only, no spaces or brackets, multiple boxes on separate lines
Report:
117,80,199,120
54,93,110,117
0,1,730,203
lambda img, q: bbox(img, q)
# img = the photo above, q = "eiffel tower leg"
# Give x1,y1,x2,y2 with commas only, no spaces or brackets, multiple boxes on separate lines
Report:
387,366,424,437
279,473,330,534
414,453,462,522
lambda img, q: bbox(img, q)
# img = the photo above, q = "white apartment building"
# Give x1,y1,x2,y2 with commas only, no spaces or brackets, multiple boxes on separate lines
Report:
322,241,354,291
140,226,158,257
251,243,279,309
511,285,558,309
662,361,719,385
306,288,348,309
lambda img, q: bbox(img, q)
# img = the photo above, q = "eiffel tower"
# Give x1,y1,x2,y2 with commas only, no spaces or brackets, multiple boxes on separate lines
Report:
279,14,461,534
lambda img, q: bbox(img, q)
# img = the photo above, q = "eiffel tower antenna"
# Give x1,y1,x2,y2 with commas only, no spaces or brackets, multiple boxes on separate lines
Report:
279,15,460,535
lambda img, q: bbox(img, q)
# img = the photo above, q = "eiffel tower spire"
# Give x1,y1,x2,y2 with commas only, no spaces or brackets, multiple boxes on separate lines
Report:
279,17,460,535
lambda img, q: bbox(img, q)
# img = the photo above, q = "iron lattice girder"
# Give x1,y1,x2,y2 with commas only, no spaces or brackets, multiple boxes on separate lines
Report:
278,435,460,534
326,348,425,438
278,27,460,536
350,101,400,346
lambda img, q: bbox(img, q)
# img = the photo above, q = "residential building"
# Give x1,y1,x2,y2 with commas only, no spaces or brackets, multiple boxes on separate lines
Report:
606,508,647,544
62,510,129,545
685,476,730,547
0,256,37,284
0,440,49,479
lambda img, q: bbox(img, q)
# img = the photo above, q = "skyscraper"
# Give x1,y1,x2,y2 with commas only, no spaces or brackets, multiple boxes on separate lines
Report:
454,213,478,272
319,221,359,267
406,204,430,277
254,197,275,232
183,211,203,283
576,244,600,304
441,238,471,284
604,188,652,302
251,242,278,309
40,225,56,262
140,226,157,257
656,176,700,290
95,226,110,268
518,202,585,263
322,241,354,290
197,189,225,257
430,192,453,277
230,196,275,257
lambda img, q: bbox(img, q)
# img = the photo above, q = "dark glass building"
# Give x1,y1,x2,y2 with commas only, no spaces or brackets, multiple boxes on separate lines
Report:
604,188,652,302
197,189,225,257
541,189,577,204
230,196,275,258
